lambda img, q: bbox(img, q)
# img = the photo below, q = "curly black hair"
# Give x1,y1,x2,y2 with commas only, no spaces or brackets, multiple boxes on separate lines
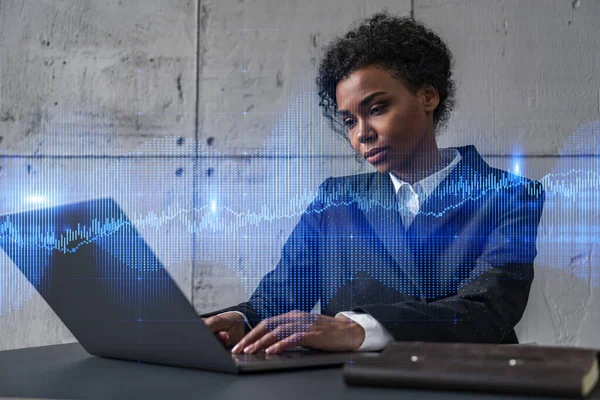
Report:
316,12,456,140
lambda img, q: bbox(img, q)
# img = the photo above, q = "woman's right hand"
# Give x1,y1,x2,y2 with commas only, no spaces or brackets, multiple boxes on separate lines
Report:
203,312,246,347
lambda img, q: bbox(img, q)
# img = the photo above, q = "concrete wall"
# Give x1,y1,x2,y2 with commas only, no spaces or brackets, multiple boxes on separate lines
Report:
1,0,598,351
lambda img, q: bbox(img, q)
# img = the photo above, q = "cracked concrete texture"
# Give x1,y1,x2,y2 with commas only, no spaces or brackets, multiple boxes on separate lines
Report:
0,0,197,156
196,0,411,154
419,0,600,156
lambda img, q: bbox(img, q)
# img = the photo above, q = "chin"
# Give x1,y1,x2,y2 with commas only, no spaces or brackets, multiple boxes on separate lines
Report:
371,162,393,174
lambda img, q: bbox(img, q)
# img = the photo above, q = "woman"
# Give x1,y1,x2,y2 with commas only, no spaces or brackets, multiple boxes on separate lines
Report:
204,12,544,354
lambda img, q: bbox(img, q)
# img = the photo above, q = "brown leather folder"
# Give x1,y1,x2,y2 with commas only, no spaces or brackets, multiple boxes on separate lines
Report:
343,342,599,398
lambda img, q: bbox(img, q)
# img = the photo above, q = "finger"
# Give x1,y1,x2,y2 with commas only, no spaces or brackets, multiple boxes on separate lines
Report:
203,316,230,333
282,310,312,325
266,332,306,354
231,320,272,353
231,312,308,353
216,331,229,345
244,324,297,354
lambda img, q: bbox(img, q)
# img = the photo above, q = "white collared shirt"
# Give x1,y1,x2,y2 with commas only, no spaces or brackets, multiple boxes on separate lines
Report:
389,148,462,228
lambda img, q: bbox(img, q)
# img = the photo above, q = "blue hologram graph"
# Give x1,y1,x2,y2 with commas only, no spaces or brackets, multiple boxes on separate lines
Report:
0,98,598,317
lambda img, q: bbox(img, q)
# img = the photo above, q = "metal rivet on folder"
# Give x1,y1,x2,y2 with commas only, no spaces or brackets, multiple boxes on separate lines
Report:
411,356,419,362
509,359,517,366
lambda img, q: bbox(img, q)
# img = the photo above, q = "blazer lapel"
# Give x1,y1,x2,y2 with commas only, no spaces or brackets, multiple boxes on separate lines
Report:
351,173,422,296
408,147,485,254
353,171,402,247
409,165,465,242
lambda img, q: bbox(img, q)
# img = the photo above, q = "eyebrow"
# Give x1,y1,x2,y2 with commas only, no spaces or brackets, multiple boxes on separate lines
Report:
337,91,387,118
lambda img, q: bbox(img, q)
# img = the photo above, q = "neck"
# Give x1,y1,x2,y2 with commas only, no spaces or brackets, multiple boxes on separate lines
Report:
391,141,444,185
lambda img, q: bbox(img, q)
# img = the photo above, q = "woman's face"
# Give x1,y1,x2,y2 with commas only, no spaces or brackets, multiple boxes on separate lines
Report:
335,66,439,175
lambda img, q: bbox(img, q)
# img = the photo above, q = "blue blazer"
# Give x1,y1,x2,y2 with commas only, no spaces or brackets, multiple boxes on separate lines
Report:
209,146,545,344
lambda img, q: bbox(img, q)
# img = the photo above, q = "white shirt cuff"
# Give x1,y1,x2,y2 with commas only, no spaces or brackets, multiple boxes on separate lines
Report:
218,311,253,330
336,311,394,351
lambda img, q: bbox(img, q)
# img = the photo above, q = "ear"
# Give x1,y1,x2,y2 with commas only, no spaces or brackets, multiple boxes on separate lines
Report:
418,84,440,113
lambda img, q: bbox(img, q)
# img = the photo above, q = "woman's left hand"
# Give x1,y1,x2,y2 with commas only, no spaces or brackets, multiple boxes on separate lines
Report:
230,310,366,354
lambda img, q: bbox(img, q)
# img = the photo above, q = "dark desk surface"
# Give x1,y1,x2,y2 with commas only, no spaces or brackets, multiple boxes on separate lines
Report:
0,343,596,400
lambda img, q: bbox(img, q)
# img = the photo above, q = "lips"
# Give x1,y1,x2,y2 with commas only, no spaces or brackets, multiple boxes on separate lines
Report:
364,147,389,163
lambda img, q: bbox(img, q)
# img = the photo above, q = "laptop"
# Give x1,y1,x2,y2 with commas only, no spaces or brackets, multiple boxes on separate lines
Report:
0,198,374,373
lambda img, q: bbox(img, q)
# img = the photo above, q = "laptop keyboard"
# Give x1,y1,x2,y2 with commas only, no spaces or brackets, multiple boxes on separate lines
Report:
232,349,328,364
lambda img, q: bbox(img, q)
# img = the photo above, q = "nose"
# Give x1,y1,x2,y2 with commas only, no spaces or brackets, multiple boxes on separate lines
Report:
356,120,376,143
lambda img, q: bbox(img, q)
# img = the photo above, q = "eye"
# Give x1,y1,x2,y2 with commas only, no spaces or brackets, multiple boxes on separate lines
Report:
371,104,385,115
344,118,356,129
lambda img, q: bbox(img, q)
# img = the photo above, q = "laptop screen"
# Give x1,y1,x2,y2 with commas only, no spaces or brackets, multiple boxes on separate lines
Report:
0,199,211,359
